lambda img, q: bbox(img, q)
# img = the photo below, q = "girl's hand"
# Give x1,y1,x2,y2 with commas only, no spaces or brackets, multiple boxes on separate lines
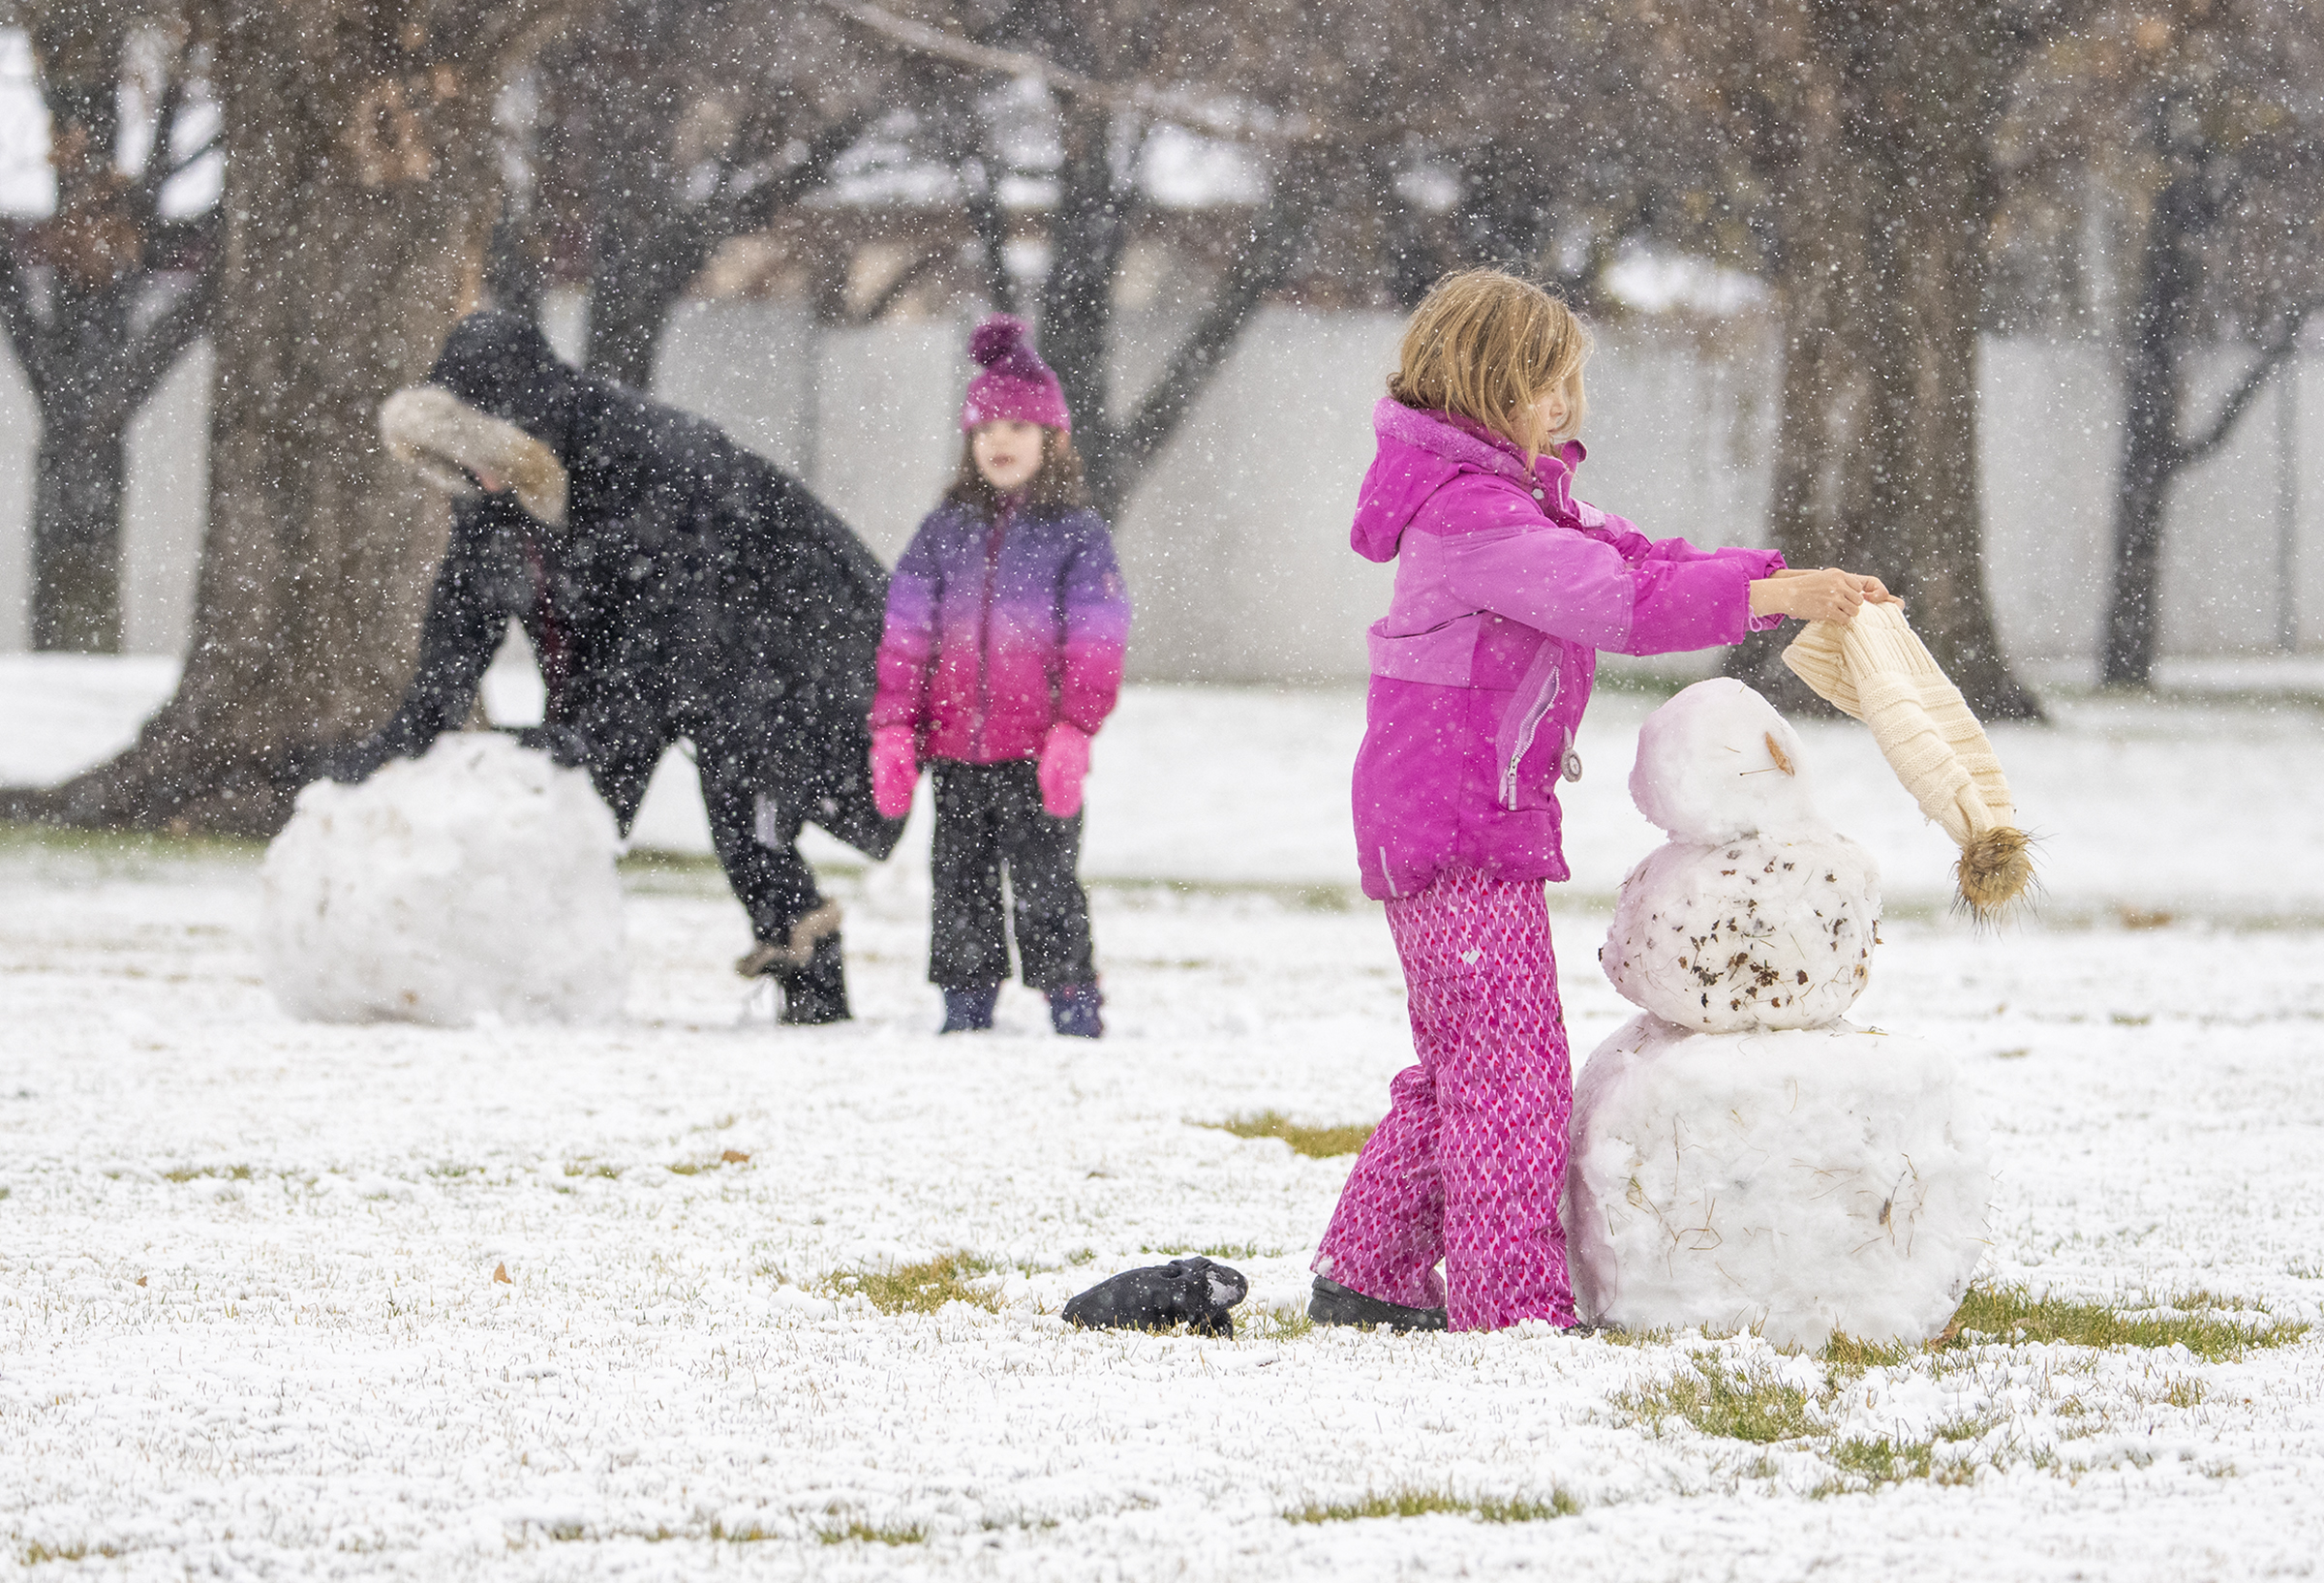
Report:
1749,567,1900,624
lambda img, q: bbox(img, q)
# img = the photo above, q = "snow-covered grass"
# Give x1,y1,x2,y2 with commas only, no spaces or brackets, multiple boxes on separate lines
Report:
5,658,2324,1576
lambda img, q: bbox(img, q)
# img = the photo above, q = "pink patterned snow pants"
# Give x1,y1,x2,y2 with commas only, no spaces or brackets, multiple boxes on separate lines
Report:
1314,869,1576,1332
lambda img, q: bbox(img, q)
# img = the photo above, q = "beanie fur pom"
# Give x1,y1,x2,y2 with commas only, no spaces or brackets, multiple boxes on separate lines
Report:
1956,825,2034,922
969,314,1032,369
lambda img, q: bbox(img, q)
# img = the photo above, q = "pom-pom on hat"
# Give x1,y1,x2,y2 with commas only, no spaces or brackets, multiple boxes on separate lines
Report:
960,313,1072,432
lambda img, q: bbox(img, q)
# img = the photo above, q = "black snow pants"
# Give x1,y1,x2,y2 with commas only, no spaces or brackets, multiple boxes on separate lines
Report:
596,701,824,950
928,760,1095,991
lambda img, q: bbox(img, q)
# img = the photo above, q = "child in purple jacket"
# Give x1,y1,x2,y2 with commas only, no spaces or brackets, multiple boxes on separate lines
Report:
869,316,1132,1038
1310,269,1895,1334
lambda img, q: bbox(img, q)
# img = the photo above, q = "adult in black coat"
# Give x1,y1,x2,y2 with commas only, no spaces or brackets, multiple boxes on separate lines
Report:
339,311,902,1022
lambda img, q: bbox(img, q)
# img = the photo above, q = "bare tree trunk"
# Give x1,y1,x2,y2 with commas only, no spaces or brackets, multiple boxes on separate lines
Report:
1723,4,2042,721
6,1,575,836
2103,99,2210,688
31,410,129,652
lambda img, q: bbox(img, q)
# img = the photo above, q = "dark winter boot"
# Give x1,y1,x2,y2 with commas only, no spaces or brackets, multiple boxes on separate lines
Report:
734,902,850,1025
939,985,999,1033
1047,982,1104,1038
774,932,850,1025
1063,1257,1248,1337
1307,1276,1448,1333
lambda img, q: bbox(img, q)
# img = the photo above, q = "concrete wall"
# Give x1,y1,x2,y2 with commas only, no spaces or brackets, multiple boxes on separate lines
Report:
4,297,2319,683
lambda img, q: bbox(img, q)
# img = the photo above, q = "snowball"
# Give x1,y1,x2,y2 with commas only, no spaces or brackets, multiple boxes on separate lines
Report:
1630,678,1823,843
1602,832,1880,1032
260,734,627,1026
1565,1015,1991,1350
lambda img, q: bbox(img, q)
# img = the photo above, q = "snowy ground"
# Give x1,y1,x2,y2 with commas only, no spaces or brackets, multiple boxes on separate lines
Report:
5,657,2324,1578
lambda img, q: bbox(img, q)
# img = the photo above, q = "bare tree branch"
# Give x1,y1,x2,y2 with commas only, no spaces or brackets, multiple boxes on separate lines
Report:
0,234,49,403
2172,303,2316,469
817,0,1323,145
852,242,949,322
718,107,879,239
110,255,218,418
963,153,1015,314
1101,146,1331,504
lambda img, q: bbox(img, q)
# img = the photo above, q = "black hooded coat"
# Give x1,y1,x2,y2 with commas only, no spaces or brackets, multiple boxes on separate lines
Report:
358,312,902,945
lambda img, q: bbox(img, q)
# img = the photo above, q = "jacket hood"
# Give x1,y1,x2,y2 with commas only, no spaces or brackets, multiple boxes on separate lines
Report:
426,312,583,450
1350,398,1585,563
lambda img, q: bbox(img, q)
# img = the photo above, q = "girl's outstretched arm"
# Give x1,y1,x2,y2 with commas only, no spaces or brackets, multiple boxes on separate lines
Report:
1433,519,1786,657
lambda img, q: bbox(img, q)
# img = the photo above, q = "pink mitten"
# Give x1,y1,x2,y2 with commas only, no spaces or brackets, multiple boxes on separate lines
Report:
1038,722,1091,817
871,725,919,819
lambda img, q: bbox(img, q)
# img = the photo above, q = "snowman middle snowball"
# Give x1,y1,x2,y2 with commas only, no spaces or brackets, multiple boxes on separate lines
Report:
1601,678,1880,1032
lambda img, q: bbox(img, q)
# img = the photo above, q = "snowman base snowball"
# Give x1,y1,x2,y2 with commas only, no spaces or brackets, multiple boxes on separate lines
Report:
1565,1014,1990,1350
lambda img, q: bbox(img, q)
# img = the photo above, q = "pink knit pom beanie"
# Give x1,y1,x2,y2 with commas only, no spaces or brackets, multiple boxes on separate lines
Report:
960,314,1072,433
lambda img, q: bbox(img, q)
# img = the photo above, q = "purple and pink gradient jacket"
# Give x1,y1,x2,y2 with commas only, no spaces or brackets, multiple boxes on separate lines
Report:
1351,398,1786,901
871,498,1131,763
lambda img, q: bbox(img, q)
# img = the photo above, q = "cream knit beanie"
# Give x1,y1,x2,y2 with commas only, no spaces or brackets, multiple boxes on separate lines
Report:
1782,603,2033,918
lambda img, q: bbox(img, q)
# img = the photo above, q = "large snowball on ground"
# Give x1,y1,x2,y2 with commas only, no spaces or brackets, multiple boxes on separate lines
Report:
1631,678,1822,844
1602,833,1880,1031
1565,1015,1991,1350
260,734,627,1025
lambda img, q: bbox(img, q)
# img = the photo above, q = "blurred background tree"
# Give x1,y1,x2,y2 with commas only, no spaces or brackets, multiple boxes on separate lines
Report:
11,0,585,832
1634,0,2096,721
0,2,216,655
2047,2,2324,687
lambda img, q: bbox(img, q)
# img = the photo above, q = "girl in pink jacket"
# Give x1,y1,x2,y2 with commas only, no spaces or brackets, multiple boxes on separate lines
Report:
869,317,1131,1038
1310,270,1895,1334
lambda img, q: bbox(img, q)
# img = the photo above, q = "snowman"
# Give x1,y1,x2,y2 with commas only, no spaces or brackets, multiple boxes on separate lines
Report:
1565,678,1991,1350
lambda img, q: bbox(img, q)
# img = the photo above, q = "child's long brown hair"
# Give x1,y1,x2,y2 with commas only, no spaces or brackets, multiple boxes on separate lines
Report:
1389,268,1591,450
943,426,1093,513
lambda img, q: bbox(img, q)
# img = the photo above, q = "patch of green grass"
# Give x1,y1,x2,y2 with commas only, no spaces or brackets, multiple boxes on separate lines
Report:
1587,1324,1673,1348
1285,1486,1578,1524
20,1539,127,1564
1942,1285,2306,1361
159,1164,253,1183
1139,1240,1282,1261
1204,1111,1376,1159
1245,1305,1317,1342
816,1519,928,1545
2159,1375,2207,1409
1819,1332,1919,1374
1613,1354,1821,1442
1826,1434,1934,1485
826,1252,1001,1315
562,1160,622,1179
1812,1416,1999,1497
0,819,263,871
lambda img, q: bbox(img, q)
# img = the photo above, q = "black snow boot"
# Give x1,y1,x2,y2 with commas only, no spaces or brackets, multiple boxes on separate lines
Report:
773,932,851,1025
736,903,850,1025
1307,1276,1448,1333
1062,1257,1248,1337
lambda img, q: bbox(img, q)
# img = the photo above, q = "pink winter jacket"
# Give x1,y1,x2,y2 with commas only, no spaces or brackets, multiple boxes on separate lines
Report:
1350,398,1786,901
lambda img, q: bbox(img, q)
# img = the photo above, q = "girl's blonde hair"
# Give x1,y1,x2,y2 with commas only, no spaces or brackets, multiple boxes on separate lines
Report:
1388,268,1591,450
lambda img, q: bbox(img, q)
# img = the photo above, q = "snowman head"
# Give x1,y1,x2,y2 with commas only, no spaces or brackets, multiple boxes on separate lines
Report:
1630,678,1825,844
